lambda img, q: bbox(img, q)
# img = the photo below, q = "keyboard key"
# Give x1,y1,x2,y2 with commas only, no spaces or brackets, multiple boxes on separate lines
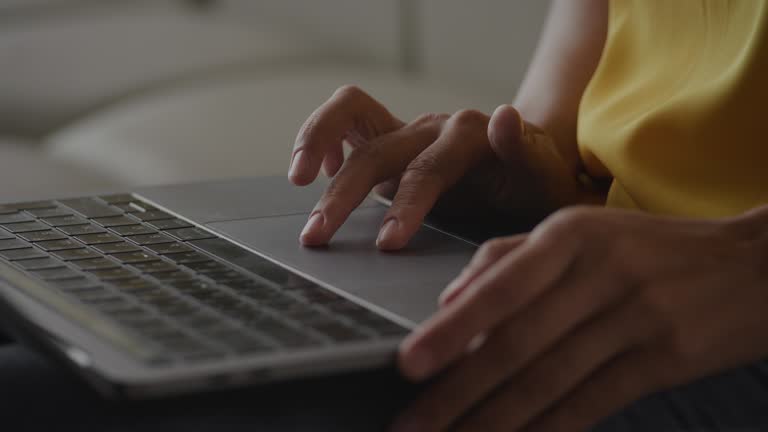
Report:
75,232,122,245
17,230,67,242
182,260,229,274
164,251,210,264
99,194,135,204
58,224,106,236
52,248,102,261
59,198,123,218
111,250,159,264
110,225,157,236
1,221,50,233
96,304,148,318
91,215,138,227
11,201,56,210
10,201,56,210
87,267,137,280
41,215,89,227
0,229,13,240
126,233,174,245
136,291,187,310
130,260,178,274
190,238,297,284
311,321,365,342
0,248,48,261
91,242,141,254
75,291,125,305
31,267,83,281
79,294,131,309
177,313,221,330
133,210,172,221
251,319,315,347
165,227,215,241
110,278,157,293
145,242,193,255
113,202,144,213
35,239,84,251
145,219,192,230
26,207,73,218
171,280,217,293
150,271,195,283
204,270,249,284
16,257,67,270
71,257,120,271
0,238,28,250
0,213,34,224
0,206,17,215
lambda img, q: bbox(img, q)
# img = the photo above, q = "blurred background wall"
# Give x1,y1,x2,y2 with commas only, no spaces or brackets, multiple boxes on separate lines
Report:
0,0,550,199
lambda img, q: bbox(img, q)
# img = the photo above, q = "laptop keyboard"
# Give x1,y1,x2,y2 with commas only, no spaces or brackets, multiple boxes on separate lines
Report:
0,195,408,364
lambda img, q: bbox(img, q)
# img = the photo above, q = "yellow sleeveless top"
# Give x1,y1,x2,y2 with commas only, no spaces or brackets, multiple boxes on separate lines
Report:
577,0,768,217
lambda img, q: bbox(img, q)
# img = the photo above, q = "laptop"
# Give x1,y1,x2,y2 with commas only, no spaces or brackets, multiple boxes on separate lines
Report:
0,176,476,398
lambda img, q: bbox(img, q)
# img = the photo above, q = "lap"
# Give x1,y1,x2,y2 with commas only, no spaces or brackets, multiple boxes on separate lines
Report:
2,343,768,431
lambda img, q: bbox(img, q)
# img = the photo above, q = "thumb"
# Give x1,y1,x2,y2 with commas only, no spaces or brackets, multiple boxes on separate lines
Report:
487,104,531,165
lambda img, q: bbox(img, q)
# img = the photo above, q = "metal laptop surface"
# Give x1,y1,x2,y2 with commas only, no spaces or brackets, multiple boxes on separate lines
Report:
0,176,476,398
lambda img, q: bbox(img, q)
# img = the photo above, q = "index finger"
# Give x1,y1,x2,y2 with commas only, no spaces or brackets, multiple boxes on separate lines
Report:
289,85,403,186
299,120,441,246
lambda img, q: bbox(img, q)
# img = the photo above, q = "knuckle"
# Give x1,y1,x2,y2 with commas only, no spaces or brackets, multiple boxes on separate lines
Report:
332,84,366,101
346,140,382,163
538,206,600,239
451,109,489,128
404,153,441,178
321,178,347,204
477,237,512,261
412,112,451,127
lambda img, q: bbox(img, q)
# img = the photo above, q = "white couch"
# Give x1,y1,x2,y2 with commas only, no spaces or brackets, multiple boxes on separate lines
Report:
0,0,549,201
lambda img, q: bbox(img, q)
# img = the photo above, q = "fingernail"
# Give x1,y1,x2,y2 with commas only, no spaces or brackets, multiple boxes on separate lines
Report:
390,414,423,432
300,212,324,243
376,218,399,249
288,150,306,180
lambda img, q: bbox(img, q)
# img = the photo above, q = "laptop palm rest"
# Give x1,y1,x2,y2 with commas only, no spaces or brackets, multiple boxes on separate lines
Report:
205,207,476,323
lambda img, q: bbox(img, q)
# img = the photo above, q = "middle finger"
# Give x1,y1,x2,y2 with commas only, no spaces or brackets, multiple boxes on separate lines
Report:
300,115,445,246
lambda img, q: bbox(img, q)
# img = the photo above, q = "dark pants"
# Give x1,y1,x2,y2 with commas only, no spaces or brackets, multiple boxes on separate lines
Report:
2,331,768,431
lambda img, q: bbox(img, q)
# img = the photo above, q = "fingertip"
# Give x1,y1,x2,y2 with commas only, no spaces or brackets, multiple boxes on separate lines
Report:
288,149,319,186
398,336,433,382
299,212,328,245
376,218,405,250
488,104,524,148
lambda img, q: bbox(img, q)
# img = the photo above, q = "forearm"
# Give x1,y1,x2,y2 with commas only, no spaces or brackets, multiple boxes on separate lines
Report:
513,0,609,174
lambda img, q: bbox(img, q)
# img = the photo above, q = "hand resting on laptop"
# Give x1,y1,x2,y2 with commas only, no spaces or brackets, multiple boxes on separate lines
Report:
288,85,603,251
285,85,768,432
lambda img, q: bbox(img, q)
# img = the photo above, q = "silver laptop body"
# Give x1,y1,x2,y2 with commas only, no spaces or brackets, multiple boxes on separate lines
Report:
0,176,476,398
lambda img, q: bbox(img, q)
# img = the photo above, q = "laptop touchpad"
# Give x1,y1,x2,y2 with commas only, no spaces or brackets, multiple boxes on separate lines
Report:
205,207,476,323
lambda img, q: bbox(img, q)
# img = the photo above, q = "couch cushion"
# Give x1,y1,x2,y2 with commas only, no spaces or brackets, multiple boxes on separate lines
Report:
46,67,500,186
0,138,124,203
0,2,312,137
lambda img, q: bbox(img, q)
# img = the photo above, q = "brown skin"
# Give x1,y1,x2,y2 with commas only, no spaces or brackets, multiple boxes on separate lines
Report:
290,87,602,251
287,0,768,430
393,206,768,432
